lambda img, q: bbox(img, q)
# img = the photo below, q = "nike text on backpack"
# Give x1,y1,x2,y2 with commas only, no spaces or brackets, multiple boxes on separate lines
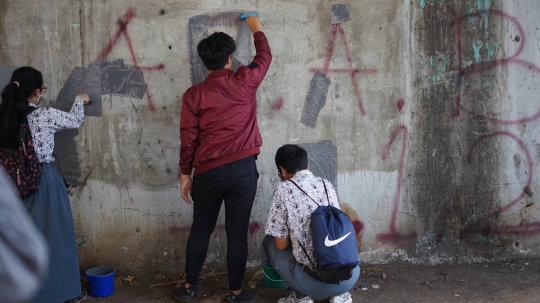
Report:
289,180,360,284
0,114,42,199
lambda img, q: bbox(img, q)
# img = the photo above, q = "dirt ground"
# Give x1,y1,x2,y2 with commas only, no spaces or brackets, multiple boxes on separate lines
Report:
84,260,540,303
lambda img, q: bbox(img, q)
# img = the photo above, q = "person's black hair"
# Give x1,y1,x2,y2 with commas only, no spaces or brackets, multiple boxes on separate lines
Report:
0,66,43,149
197,32,236,71
275,144,309,175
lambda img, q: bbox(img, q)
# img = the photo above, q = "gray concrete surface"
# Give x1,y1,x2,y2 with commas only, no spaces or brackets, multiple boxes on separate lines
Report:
84,261,540,303
1,0,540,273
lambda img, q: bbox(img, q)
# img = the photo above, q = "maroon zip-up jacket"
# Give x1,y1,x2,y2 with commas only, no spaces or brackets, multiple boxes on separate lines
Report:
179,31,272,176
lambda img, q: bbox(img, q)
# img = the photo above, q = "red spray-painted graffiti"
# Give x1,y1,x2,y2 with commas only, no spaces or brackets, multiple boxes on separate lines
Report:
308,23,377,116
468,131,533,217
451,8,540,238
496,222,540,237
453,9,540,125
376,100,417,243
97,8,165,111
466,131,538,237
352,220,365,235
272,97,284,110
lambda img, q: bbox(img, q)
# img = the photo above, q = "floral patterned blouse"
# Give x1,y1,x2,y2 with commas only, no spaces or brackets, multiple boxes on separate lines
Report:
27,97,84,163
265,169,340,270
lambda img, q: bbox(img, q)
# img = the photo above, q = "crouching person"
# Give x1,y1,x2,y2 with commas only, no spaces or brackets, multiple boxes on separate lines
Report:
263,144,360,303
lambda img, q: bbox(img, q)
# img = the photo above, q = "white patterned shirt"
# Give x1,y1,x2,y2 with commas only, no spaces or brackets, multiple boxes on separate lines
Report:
27,97,84,163
266,170,340,270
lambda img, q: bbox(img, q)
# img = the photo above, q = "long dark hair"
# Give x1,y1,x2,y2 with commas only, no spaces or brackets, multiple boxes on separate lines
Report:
0,66,43,149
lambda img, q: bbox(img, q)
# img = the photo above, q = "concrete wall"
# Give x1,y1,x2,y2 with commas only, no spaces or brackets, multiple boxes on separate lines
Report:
1,0,540,273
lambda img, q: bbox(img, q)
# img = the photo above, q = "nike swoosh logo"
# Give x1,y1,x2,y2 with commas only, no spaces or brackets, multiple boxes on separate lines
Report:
324,232,352,247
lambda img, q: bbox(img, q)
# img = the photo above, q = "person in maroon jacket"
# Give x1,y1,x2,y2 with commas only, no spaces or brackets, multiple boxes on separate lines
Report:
176,16,271,303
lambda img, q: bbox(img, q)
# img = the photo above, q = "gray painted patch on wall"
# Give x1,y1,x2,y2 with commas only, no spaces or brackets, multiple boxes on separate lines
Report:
101,59,147,100
331,4,350,24
188,13,254,85
54,59,146,117
301,71,331,128
301,140,337,188
188,15,209,86
233,22,253,67
0,64,17,101
52,59,151,184
55,66,101,117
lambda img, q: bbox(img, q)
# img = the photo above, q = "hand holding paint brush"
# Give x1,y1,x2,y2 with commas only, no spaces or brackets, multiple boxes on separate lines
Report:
76,93,91,105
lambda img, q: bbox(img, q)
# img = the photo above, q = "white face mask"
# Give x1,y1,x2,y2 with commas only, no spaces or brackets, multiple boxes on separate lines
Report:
36,95,43,106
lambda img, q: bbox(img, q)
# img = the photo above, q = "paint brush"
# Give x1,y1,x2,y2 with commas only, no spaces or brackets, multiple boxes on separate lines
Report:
240,12,258,19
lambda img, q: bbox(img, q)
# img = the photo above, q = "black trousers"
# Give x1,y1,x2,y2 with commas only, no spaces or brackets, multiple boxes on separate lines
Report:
185,156,258,290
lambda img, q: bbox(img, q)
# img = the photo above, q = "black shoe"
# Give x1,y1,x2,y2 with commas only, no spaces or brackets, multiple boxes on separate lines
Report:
173,284,197,302
64,288,87,303
225,288,258,302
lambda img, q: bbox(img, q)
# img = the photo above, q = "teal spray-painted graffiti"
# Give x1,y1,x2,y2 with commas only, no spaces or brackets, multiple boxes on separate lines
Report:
428,51,450,85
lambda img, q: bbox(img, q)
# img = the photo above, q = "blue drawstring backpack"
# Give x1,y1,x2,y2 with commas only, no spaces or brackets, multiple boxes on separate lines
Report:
289,180,359,283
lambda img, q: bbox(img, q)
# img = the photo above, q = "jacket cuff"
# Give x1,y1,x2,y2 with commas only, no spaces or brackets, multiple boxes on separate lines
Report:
180,167,192,176
253,31,265,40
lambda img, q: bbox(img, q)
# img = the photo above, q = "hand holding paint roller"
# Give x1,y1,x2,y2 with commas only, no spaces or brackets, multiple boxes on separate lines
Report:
240,11,258,19
241,12,262,34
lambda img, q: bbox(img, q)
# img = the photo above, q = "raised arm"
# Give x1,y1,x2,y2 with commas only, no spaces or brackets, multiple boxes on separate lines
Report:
244,16,272,87
42,95,86,131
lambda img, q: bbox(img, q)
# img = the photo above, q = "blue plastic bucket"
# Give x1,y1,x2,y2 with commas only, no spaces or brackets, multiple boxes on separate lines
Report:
85,266,116,297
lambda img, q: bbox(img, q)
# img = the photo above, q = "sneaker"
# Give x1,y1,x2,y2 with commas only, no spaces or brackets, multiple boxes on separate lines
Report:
278,292,314,303
225,288,258,302
64,288,87,303
329,292,352,303
173,284,198,302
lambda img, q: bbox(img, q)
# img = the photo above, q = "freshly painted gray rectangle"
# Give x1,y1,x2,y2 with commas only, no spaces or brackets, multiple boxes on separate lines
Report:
301,71,331,128
0,64,17,97
301,140,338,189
331,4,350,24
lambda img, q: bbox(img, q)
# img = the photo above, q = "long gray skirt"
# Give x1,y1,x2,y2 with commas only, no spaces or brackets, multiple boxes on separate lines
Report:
23,163,82,303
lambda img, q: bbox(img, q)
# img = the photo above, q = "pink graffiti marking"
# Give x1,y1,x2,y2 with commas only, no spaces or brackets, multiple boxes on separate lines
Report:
397,99,405,112
376,102,417,243
467,131,533,217
169,226,191,234
97,8,165,111
448,8,540,239
308,23,377,115
496,222,540,237
466,131,537,240
453,9,540,124
352,220,365,235
272,97,284,110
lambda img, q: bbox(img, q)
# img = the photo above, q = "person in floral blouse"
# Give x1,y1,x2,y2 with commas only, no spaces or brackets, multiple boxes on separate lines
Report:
0,66,89,303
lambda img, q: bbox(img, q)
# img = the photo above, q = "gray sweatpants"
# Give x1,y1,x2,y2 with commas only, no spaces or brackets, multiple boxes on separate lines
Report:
262,235,360,300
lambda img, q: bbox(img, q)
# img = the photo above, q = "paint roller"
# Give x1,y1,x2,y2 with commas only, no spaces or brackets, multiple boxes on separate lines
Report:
240,12,258,19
